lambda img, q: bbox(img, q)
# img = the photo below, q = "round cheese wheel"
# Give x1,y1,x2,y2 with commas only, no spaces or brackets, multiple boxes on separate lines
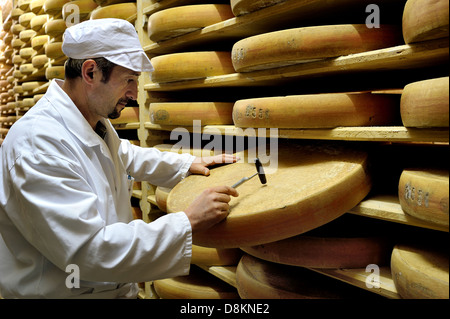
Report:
13,70,24,79
31,35,49,51
45,19,67,38
20,47,37,60
241,214,393,269
155,186,171,213
154,266,239,299
191,245,242,266
11,8,25,21
30,0,46,14
45,41,64,59
236,254,374,299
19,12,36,28
151,52,235,83
13,85,24,94
19,29,37,43
150,102,234,126
400,77,449,128
402,0,449,44
30,14,49,32
148,4,234,42
43,0,71,16
233,93,400,128
167,141,371,248
11,23,26,35
115,106,139,124
11,38,25,49
62,0,98,21
93,0,134,6
19,63,37,75
45,66,65,80
391,243,449,299
398,169,449,227
232,25,402,72
231,0,285,16
34,93,45,103
90,2,136,20
32,54,50,69
18,0,32,11
22,81,47,92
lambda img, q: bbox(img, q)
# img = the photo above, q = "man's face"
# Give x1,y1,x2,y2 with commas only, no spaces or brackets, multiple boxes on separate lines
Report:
87,65,140,120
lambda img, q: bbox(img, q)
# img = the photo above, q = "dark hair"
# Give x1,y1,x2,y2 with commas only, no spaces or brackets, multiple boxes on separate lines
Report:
64,57,116,83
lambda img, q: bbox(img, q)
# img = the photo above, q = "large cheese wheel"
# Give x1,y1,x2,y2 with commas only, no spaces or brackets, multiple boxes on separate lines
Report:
43,0,71,15
232,25,402,72
109,107,139,125
20,47,37,60
398,169,449,227
31,35,49,51
151,52,235,83
155,186,171,213
241,214,393,269
45,42,65,59
150,102,234,126
22,81,47,92
148,4,234,42
230,0,285,16
32,54,50,69
191,245,242,266
62,0,98,21
19,63,37,75
233,93,400,128
30,14,49,32
11,24,26,35
90,2,136,20
45,19,67,38
154,266,239,299
400,77,449,128
402,0,449,44
30,0,46,14
18,0,32,11
19,12,36,28
391,243,449,299
167,141,371,248
45,66,65,80
19,29,37,43
236,254,375,299
11,38,25,49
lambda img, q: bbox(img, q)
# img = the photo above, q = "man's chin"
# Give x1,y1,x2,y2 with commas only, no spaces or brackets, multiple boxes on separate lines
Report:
108,111,121,119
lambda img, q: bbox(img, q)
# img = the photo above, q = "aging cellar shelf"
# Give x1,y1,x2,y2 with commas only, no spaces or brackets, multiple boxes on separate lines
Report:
144,38,449,91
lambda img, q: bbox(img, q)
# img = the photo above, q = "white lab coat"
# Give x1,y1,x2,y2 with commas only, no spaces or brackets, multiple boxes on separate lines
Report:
0,79,196,298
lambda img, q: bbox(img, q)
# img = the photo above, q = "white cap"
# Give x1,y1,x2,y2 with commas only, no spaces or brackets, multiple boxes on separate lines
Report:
62,18,153,72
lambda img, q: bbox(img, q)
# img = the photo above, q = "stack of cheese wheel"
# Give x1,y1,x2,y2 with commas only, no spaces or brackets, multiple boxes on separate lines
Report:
398,168,449,227
147,4,234,42
151,52,235,83
402,0,449,44
230,0,286,16
231,25,402,72
233,92,400,128
62,0,98,22
236,254,378,299
241,214,393,269
167,141,371,248
400,77,449,128
90,1,137,22
154,266,239,299
43,0,70,16
150,102,234,126
391,242,449,299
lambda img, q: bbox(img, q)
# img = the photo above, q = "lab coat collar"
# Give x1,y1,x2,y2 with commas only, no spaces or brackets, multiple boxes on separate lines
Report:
49,79,108,148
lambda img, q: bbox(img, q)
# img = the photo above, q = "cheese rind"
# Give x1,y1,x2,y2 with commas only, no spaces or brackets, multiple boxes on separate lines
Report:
90,2,136,20
45,66,65,80
398,169,449,227
400,77,449,128
402,0,449,44
230,0,286,16
45,19,67,38
151,52,235,83
233,93,400,128
391,243,449,299
150,102,234,126
148,4,234,42
232,24,402,72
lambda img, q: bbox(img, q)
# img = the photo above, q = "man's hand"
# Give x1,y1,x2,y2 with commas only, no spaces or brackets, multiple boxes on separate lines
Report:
184,186,239,233
189,154,239,176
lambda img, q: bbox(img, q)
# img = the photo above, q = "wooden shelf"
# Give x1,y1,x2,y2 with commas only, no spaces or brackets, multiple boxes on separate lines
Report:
144,38,449,91
144,123,449,143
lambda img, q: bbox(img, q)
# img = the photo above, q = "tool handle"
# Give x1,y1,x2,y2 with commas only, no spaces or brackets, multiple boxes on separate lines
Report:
232,173,257,188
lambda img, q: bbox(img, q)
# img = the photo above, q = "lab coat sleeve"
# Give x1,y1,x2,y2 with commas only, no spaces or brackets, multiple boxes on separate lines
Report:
9,152,192,283
119,139,195,188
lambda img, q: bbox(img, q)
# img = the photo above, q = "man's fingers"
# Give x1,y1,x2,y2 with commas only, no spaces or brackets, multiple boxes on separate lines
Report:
209,185,239,198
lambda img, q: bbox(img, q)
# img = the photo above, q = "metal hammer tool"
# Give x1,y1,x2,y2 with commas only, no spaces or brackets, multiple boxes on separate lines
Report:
232,158,267,188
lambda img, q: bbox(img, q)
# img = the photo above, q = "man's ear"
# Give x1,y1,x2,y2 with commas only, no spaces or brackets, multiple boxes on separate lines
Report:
81,60,97,84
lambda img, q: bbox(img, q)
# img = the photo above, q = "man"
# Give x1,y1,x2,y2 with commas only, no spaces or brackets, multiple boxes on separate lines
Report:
0,19,238,298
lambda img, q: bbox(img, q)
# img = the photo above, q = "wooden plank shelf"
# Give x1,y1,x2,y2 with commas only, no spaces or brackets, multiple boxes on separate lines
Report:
144,123,449,143
143,0,404,55
144,38,449,91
